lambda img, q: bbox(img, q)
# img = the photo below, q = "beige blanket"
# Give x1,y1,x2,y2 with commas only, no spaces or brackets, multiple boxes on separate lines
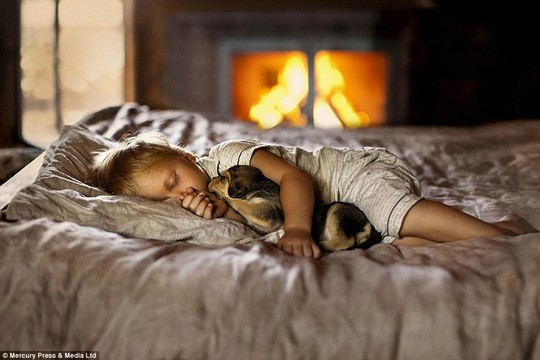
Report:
1,104,539,360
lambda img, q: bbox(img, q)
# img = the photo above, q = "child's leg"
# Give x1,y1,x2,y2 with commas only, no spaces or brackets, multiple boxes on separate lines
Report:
394,199,532,246
393,237,438,246
493,214,539,234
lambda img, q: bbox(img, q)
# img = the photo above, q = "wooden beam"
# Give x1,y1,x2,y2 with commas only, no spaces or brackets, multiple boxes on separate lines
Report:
154,0,434,12
0,0,22,147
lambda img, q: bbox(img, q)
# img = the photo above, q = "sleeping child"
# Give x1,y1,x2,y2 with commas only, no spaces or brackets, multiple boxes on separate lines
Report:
92,132,536,259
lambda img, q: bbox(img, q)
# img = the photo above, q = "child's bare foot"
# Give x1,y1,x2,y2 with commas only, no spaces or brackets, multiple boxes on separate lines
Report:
492,214,538,235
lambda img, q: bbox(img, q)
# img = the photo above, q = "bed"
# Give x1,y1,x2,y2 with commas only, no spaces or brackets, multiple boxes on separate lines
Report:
1,103,539,360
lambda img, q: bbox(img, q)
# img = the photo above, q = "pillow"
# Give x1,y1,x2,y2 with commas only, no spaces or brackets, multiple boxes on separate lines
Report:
4,124,261,246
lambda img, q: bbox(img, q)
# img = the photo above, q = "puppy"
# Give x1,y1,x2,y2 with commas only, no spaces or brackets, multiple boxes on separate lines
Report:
208,165,381,251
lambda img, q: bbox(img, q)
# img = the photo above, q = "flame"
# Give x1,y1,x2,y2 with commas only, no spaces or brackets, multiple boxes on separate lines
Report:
248,51,371,129
315,52,370,128
249,55,308,129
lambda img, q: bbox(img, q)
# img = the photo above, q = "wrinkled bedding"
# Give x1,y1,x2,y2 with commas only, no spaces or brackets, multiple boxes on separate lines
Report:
1,103,539,360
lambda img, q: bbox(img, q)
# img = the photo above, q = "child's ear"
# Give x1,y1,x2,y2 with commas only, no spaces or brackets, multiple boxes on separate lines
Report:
185,153,197,163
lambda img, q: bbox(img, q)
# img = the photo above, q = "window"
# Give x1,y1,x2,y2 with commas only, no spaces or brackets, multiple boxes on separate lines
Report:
20,0,124,148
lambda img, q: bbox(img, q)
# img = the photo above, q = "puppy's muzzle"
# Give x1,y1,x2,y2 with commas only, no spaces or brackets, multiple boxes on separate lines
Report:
208,171,230,198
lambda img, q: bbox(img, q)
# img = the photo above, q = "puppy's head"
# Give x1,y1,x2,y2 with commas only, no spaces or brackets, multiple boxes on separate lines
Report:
208,165,268,199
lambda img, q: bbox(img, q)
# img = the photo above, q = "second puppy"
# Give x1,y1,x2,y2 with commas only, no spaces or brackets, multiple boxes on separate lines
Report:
208,165,381,251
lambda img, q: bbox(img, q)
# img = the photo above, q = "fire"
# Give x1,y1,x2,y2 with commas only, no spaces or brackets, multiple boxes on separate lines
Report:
249,55,308,129
248,51,371,129
315,52,371,128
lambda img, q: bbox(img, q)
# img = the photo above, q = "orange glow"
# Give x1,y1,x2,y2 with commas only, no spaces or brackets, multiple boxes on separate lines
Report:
232,50,388,129
233,52,308,128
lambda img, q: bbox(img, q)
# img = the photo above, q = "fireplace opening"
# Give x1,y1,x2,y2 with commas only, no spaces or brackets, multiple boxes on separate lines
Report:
220,38,392,129
232,51,309,128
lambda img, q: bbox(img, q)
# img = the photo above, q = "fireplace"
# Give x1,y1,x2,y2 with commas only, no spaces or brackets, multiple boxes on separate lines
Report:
130,5,420,127
219,38,392,128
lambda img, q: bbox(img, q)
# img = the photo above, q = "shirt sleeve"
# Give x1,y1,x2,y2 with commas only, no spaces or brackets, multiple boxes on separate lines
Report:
208,139,282,173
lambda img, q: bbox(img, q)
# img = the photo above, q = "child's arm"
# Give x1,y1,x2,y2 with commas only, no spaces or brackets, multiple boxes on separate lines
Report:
250,149,321,259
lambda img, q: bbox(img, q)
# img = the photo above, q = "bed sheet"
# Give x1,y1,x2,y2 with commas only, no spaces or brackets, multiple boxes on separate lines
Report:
1,103,539,360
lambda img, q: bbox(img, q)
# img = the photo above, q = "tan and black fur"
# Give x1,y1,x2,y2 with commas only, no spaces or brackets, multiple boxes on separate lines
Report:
208,165,381,252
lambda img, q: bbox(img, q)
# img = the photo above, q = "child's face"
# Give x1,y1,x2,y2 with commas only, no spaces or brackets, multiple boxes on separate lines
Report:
131,156,209,201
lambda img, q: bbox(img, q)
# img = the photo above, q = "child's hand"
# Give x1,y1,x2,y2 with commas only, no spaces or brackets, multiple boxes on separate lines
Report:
200,191,229,218
179,187,228,219
277,228,321,259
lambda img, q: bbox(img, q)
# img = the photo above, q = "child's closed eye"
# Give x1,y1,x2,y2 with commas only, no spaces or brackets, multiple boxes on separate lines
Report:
167,172,179,190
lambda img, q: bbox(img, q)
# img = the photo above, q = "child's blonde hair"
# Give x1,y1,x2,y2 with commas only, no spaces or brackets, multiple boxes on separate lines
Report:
92,131,193,195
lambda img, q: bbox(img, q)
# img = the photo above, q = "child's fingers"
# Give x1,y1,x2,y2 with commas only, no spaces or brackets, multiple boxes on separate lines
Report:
181,193,195,208
182,192,206,211
190,194,214,218
277,237,321,259
181,190,221,219
202,203,214,219
194,198,211,217
308,243,322,259
201,191,218,201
